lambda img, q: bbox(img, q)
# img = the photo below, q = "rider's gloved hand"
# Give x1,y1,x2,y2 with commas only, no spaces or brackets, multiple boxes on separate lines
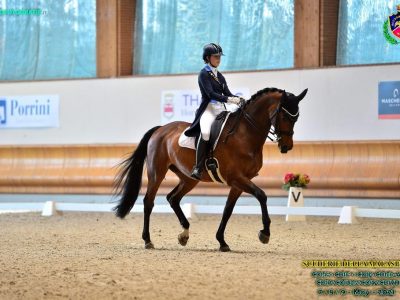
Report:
227,96,241,105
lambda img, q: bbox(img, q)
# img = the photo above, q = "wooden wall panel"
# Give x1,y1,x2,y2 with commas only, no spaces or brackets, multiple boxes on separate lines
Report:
319,0,339,66
0,141,399,198
96,0,118,77
117,0,135,76
97,0,135,77
294,0,340,68
294,0,320,68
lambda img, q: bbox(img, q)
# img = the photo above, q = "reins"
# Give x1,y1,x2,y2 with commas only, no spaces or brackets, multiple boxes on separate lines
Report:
223,93,299,143
243,108,278,142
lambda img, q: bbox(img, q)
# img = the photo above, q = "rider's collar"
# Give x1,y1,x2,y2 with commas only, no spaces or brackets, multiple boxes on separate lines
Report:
205,64,218,77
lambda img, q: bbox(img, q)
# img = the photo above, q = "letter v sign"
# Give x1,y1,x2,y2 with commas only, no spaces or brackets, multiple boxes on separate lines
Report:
291,191,301,202
286,187,305,222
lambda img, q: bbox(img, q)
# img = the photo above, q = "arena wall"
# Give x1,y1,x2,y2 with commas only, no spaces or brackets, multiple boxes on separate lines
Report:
1,64,399,198
0,141,398,198
0,64,399,145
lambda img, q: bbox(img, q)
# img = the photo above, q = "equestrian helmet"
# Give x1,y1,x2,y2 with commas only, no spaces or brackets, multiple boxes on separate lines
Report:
203,43,224,62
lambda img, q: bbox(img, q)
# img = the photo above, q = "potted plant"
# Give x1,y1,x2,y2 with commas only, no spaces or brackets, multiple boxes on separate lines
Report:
282,173,310,191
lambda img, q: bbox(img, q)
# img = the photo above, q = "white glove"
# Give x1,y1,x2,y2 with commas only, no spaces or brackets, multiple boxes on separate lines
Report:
227,96,241,105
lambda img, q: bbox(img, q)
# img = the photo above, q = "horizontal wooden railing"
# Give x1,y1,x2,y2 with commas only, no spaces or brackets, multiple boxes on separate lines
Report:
0,141,399,198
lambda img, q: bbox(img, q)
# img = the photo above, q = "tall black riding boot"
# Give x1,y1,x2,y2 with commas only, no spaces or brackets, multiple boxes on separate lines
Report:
191,138,209,180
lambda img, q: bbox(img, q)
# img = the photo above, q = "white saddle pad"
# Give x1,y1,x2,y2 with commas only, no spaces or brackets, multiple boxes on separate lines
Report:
178,112,231,150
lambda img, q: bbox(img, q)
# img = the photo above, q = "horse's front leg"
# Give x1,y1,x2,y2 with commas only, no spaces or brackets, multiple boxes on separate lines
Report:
232,177,271,244
216,187,242,252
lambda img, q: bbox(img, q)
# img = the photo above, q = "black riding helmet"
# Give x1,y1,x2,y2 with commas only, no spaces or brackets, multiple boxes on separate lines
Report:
202,43,224,63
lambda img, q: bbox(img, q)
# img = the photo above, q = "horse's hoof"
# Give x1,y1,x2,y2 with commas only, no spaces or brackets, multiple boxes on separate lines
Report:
219,245,231,252
145,242,154,249
178,234,189,246
258,231,270,244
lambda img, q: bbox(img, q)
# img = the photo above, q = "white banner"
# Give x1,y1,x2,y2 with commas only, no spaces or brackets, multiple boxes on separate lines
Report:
0,95,59,128
161,88,250,125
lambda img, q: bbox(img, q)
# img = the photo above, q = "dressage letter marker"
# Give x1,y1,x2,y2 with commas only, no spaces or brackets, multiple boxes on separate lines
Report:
41,201,61,217
286,187,306,222
338,206,358,224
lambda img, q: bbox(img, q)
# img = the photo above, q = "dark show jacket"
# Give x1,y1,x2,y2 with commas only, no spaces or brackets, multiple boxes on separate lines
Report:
185,65,234,137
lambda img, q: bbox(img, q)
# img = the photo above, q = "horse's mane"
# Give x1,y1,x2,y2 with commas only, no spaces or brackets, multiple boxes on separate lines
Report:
225,87,284,138
229,87,283,119
248,87,284,102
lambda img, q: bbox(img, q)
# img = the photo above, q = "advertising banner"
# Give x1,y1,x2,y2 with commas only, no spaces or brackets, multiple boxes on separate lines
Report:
378,81,400,119
161,88,250,125
0,95,59,128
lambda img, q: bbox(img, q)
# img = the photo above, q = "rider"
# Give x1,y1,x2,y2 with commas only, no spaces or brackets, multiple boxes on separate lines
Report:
185,43,243,180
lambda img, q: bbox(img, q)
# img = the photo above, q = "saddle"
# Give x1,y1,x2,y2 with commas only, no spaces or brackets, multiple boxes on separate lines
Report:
179,111,231,151
178,111,231,184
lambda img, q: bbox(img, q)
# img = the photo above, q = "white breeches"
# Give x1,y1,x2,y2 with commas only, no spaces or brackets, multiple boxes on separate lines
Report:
200,101,226,141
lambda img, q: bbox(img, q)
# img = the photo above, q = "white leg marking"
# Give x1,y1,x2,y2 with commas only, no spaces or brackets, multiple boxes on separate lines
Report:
181,228,189,238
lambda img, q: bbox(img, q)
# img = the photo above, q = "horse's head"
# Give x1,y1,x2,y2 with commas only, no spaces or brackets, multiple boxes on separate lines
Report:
273,89,307,153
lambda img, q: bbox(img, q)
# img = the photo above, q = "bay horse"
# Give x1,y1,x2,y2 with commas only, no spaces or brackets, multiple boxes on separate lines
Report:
113,87,307,251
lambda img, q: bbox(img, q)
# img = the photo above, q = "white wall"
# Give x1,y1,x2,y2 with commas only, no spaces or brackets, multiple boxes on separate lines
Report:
0,64,399,145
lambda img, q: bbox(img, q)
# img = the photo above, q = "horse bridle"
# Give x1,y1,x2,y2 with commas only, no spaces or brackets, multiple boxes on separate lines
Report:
224,94,299,143
241,99,299,142
268,103,299,142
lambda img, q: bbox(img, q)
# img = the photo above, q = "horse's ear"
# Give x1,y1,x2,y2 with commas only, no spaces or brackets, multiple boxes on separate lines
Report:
282,90,288,103
296,89,308,102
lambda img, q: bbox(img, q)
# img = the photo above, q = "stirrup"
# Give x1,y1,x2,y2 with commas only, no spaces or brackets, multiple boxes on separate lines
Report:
190,167,202,180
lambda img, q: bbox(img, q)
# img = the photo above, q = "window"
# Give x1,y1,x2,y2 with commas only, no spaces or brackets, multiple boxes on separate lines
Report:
337,0,400,65
0,0,96,80
134,0,294,75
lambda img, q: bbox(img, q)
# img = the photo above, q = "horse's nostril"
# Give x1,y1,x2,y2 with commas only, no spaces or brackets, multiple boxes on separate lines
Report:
280,145,288,153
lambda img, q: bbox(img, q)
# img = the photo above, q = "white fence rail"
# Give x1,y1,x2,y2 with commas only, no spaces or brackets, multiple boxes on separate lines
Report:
1,202,400,224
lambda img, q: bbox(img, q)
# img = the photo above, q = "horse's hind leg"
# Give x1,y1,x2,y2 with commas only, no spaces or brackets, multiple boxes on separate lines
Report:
142,166,168,249
167,166,198,246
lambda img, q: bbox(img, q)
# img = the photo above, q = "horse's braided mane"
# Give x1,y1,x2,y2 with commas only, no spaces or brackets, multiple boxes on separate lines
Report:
248,87,284,102
229,87,283,117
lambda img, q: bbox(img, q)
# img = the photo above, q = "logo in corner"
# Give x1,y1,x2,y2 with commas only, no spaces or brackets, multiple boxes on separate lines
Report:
0,99,6,125
383,5,400,45
163,93,174,119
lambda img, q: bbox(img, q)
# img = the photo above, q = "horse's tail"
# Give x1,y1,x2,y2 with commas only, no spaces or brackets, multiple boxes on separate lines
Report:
113,126,161,218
